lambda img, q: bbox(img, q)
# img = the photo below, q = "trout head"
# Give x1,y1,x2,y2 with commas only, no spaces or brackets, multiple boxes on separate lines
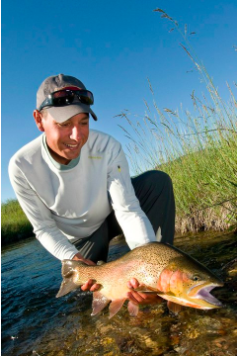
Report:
157,254,223,310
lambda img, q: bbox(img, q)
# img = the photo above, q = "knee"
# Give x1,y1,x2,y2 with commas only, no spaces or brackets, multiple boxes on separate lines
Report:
145,170,173,191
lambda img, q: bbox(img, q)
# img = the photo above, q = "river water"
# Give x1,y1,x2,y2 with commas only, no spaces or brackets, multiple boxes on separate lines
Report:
1,231,237,356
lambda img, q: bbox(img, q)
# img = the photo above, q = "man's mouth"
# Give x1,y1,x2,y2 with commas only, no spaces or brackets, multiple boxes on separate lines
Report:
64,143,79,149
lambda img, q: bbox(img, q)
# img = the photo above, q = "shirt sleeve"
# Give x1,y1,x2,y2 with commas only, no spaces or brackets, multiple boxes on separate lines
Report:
107,140,156,249
8,159,78,261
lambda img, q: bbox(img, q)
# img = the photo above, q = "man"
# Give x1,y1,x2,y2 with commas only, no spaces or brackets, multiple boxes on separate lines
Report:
9,74,175,305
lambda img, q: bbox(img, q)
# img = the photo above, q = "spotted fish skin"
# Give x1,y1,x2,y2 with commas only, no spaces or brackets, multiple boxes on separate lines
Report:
56,242,223,318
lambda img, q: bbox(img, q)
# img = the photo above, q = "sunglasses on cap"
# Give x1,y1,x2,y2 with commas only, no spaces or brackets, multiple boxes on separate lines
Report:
38,88,94,111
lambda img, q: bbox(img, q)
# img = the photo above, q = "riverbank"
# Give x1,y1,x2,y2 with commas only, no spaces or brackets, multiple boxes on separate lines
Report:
117,85,236,235
1,194,236,247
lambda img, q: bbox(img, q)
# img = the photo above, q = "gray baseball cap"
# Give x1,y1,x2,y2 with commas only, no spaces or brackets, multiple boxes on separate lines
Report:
36,74,97,122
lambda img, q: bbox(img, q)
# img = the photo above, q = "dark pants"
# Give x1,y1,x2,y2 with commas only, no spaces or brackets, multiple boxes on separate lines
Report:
75,170,175,262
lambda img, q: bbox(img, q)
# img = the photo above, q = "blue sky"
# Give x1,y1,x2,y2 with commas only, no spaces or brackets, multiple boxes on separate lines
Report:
1,0,237,202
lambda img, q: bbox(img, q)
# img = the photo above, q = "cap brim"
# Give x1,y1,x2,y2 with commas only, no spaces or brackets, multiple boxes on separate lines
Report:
46,103,97,122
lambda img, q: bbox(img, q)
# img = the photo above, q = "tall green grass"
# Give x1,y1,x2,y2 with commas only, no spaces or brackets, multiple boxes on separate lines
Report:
1,199,33,245
117,9,237,232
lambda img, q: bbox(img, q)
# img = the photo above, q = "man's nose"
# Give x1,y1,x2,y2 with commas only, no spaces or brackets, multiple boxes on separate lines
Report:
70,125,82,141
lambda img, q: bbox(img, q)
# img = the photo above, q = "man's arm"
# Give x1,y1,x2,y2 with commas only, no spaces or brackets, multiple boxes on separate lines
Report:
9,159,80,260
9,159,102,292
107,141,156,249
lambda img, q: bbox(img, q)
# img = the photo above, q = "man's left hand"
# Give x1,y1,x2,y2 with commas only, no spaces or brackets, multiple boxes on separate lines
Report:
127,278,162,305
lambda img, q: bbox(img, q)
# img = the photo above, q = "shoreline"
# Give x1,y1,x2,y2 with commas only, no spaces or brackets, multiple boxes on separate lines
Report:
2,219,235,248
2,198,236,247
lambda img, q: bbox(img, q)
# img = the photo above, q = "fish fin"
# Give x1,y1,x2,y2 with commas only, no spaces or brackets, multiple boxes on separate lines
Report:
56,260,86,298
97,260,106,266
156,226,162,242
91,292,110,316
167,301,182,315
108,299,126,319
56,280,79,298
128,301,139,316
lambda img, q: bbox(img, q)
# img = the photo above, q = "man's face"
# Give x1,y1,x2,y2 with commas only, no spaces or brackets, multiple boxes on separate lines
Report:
38,111,89,165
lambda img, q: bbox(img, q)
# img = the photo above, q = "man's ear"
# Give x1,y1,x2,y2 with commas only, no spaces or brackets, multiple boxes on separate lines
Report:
33,110,45,132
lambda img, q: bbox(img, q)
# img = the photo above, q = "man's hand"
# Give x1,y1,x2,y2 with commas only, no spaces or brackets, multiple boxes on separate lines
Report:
72,253,101,292
72,252,96,265
127,278,162,305
81,279,101,292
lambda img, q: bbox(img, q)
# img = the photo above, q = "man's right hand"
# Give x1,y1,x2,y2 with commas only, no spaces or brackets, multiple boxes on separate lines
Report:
72,252,96,265
72,253,101,292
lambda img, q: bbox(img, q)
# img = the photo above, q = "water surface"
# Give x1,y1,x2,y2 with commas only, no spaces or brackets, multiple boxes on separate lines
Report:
1,231,237,356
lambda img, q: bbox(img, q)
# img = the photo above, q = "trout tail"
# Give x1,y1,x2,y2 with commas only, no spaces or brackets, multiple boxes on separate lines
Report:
56,259,87,298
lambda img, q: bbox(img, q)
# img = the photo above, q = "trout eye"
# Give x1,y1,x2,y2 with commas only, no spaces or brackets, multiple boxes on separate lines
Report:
192,275,201,281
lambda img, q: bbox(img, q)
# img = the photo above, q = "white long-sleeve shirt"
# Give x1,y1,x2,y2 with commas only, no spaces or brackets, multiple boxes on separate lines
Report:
9,130,156,260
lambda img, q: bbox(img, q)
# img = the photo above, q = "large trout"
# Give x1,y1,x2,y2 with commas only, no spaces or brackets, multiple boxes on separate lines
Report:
56,242,223,318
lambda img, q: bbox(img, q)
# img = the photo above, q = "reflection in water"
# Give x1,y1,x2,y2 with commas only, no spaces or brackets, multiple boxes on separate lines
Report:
1,232,237,356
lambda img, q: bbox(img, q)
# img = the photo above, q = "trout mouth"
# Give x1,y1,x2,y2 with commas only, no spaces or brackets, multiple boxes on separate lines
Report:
189,282,223,308
158,282,224,310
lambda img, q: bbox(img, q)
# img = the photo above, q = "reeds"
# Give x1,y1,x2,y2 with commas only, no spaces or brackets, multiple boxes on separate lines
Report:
116,10,237,233
1,199,33,245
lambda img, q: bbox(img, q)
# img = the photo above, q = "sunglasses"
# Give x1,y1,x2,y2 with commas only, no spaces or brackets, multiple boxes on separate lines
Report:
38,89,94,111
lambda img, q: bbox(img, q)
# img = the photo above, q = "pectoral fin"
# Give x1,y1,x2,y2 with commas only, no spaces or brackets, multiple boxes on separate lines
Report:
91,292,110,316
128,301,139,316
108,299,126,319
167,301,182,315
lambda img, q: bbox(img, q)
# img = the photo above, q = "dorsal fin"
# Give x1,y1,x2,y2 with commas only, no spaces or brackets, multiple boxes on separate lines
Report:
97,260,106,266
156,227,162,242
